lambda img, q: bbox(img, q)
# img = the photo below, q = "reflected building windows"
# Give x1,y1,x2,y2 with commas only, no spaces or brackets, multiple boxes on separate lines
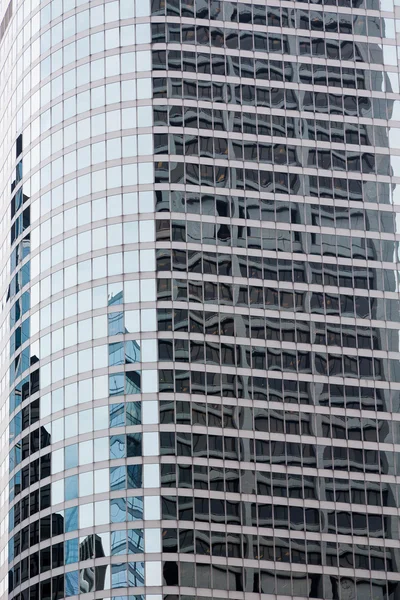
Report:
4,0,400,599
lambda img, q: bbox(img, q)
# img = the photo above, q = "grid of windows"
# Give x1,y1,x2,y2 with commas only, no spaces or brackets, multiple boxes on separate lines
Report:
1,0,400,599
2,0,162,598
152,0,400,599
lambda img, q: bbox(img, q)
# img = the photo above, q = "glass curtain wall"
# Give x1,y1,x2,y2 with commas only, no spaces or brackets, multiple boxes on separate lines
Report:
2,0,400,599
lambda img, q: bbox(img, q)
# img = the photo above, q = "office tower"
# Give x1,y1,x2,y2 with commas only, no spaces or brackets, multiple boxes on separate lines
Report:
3,0,400,598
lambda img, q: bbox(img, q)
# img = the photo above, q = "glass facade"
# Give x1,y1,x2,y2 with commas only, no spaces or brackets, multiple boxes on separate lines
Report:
1,0,400,599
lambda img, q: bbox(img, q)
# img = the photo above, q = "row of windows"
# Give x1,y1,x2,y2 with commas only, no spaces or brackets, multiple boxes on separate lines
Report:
14,316,142,366
163,596,280,600
10,424,142,474
4,242,390,330
26,247,153,309
153,50,390,98
155,190,394,231
37,30,150,83
29,197,154,271
9,443,144,501
11,527,144,578
159,369,397,411
156,181,370,217
8,98,149,232
156,219,393,259
11,282,152,357
110,434,142,459
16,560,398,599
159,339,391,380
9,427,50,472
41,397,142,434
10,339,130,390
9,531,145,590
154,161,374,202
154,42,386,83
4,79,150,222
10,490,144,561
25,132,153,207
298,0,376,6
10,304,138,412
11,496,143,561
10,561,145,600
151,0,383,35
10,454,51,501
9,463,397,556
153,77,393,121
10,401,143,525
109,371,141,397
154,106,387,148
10,543,64,590
38,0,149,28
157,282,400,321
160,465,395,506
24,104,151,197
40,6,149,52
10,574,63,600
161,527,396,571
68,562,144,594
9,279,115,336
111,307,151,338
162,560,398,597
6,269,152,387
101,330,142,365
0,46,149,194
152,24,389,84
155,133,382,175
157,249,397,293
158,369,389,409
160,430,394,474
159,315,398,351
13,159,152,226
35,365,147,410
234,205,393,239
19,374,395,466
153,0,379,13
29,191,154,261
159,400,398,443
10,312,144,366
11,486,51,532
10,248,155,340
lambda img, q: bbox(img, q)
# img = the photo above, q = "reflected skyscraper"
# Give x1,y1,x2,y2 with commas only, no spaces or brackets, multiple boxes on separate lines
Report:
3,0,400,599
